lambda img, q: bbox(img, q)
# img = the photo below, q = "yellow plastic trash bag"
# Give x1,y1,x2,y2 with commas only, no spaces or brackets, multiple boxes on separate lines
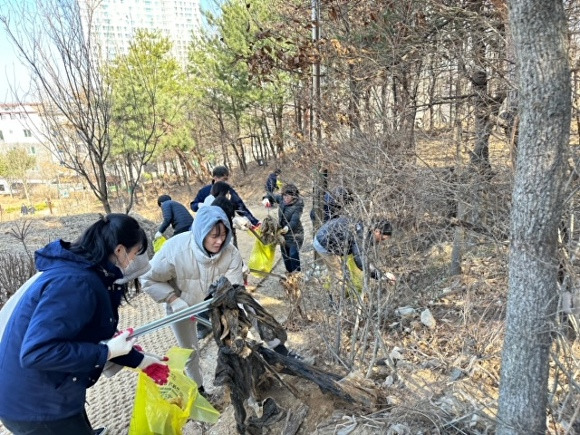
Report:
153,236,167,254
129,347,220,435
346,254,364,293
322,255,363,294
248,237,276,278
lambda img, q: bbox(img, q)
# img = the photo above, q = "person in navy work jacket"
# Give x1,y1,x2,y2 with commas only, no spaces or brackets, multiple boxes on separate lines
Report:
265,168,281,194
0,214,168,435
155,194,194,239
190,165,260,229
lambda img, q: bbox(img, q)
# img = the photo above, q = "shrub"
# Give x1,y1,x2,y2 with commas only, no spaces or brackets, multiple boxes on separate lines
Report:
0,252,36,309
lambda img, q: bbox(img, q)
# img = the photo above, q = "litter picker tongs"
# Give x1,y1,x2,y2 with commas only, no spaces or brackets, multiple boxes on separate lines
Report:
129,298,213,339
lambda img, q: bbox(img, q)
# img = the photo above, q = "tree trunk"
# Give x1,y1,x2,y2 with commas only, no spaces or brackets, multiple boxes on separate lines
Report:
497,1,570,433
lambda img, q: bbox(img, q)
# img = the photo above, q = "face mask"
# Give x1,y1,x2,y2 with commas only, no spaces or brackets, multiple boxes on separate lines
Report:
115,248,133,275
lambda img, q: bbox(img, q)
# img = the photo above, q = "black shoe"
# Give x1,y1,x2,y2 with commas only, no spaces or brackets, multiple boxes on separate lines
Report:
197,325,212,340
93,428,108,435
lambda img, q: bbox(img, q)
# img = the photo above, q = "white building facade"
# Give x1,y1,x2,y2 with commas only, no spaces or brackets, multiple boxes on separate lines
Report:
78,0,202,64
0,104,54,194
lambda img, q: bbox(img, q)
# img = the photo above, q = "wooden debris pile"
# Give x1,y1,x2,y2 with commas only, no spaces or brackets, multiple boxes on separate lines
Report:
279,272,307,321
208,277,380,434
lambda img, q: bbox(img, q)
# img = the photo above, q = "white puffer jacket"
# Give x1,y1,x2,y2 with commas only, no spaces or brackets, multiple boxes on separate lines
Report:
141,206,243,307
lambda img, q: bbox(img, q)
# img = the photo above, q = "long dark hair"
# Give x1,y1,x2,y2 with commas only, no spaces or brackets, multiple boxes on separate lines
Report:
69,214,148,265
211,197,237,248
210,181,231,198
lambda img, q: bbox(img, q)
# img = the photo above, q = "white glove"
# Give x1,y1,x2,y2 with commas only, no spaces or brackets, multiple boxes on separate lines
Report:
106,329,137,360
262,198,271,207
279,226,289,234
381,272,397,283
138,354,166,370
170,297,189,312
154,231,163,240
232,216,251,231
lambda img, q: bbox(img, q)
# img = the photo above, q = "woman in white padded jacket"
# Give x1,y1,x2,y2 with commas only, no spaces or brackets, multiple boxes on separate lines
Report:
140,205,243,391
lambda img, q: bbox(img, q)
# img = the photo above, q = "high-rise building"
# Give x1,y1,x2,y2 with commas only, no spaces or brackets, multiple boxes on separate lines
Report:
77,0,202,64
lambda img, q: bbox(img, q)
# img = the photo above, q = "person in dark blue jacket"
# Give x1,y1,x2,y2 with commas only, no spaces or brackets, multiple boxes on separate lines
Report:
265,168,281,194
155,194,194,239
0,214,168,435
190,165,260,228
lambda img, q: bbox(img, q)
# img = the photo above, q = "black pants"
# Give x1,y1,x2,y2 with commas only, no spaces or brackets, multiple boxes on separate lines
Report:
2,410,93,435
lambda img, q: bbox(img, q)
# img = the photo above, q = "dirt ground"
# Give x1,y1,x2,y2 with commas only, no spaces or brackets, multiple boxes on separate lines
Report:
1,161,579,434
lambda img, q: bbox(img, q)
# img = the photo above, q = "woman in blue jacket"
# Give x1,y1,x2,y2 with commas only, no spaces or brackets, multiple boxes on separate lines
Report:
0,214,167,435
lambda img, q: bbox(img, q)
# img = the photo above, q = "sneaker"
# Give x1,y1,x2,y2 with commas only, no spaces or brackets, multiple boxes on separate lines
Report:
94,428,108,435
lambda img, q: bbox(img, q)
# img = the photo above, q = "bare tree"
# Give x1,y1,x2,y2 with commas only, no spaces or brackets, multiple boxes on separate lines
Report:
0,0,114,213
497,1,571,433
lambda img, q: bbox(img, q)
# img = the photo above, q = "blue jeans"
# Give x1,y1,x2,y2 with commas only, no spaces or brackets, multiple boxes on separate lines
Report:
1,411,93,435
281,241,301,273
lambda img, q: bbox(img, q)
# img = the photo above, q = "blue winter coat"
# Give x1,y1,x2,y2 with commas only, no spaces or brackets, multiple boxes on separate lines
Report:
159,199,194,234
265,172,278,193
0,240,143,422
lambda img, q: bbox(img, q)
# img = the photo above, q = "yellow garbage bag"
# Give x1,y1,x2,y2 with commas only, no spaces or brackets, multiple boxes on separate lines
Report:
153,236,167,254
248,236,276,278
322,255,363,294
129,347,219,435
346,254,364,293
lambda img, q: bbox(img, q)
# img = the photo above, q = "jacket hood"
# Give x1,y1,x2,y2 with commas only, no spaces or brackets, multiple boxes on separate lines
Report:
192,206,233,256
35,240,123,280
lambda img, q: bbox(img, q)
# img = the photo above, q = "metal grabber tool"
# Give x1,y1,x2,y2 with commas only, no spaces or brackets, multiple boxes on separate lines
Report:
129,298,213,339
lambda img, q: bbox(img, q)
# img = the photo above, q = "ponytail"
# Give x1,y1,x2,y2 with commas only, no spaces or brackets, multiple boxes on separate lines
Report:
69,214,148,265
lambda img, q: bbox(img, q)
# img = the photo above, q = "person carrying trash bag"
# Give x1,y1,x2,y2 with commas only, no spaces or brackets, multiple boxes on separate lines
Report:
140,205,244,394
313,216,396,295
0,214,170,435
263,183,305,274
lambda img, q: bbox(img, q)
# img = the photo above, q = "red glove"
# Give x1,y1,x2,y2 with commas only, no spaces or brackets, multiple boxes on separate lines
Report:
138,354,170,385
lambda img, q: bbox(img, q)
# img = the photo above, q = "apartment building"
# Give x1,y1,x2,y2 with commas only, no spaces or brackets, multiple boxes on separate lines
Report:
0,104,55,194
78,0,202,64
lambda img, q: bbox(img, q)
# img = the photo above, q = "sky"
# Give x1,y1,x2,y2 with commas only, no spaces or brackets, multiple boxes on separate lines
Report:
0,0,219,102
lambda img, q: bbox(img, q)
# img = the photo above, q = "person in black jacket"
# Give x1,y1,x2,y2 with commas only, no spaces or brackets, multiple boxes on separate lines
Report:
155,195,194,239
190,166,260,229
313,216,396,291
264,183,304,273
